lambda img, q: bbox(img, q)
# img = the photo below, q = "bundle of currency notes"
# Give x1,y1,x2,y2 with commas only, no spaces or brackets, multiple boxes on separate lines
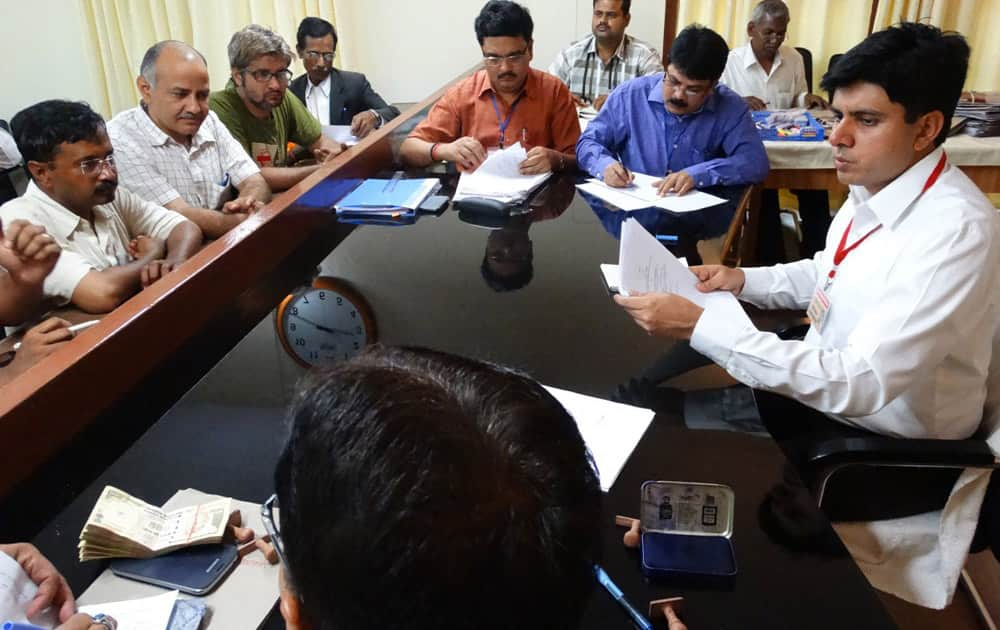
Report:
78,486,231,561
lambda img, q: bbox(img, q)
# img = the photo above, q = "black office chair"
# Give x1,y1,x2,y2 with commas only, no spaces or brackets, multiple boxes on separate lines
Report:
794,46,813,94
824,54,844,99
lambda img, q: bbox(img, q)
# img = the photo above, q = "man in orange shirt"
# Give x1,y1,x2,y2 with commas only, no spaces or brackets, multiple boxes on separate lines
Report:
400,0,579,174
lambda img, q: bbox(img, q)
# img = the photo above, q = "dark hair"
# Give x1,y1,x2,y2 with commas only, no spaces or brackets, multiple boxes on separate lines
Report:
480,253,533,291
474,0,534,46
821,22,968,147
593,0,631,14
668,24,729,82
275,345,602,630
10,100,106,165
296,16,338,50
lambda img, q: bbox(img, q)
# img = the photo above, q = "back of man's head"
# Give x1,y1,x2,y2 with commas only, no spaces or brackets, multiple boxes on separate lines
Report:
11,100,105,168
475,0,534,45
821,22,969,147
275,345,602,630
669,24,729,82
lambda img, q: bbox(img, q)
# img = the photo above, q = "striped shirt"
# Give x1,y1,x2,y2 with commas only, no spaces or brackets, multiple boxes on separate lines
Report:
548,34,663,103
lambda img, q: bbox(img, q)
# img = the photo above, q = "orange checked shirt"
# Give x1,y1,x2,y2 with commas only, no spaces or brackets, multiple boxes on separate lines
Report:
409,68,580,154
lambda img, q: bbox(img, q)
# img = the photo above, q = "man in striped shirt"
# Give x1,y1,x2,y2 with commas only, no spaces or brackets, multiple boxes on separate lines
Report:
548,0,663,111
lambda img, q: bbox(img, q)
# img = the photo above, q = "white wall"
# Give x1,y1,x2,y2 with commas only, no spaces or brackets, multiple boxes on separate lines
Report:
0,0,664,119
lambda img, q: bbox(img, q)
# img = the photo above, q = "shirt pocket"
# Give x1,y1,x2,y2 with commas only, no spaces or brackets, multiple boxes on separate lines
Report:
776,91,795,109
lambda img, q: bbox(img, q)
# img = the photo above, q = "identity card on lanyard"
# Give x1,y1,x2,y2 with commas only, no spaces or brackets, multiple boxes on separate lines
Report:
807,151,947,331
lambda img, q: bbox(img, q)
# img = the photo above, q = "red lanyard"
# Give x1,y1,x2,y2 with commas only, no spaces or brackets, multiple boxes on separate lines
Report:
826,151,947,287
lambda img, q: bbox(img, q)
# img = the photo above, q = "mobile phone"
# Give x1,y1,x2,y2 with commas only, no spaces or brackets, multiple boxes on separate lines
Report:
418,194,450,213
110,543,239,595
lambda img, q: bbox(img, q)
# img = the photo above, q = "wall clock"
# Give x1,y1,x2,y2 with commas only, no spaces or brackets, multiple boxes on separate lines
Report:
275,276,377,368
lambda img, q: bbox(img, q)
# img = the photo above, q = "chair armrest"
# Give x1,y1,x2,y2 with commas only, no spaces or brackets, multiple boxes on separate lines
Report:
806,435,999,471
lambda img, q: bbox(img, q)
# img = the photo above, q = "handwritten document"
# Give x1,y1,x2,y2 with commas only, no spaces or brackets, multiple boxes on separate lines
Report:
544,386,654,492
1,550,57,627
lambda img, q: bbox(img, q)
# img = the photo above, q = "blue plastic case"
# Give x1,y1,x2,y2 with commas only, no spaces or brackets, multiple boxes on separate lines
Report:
639,480,737,578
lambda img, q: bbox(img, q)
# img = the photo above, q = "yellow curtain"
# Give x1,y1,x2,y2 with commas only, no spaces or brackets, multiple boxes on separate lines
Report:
873,0,1000,91
676,1,874,91
80,0,338,118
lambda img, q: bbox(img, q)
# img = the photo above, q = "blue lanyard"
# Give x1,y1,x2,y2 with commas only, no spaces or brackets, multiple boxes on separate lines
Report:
490,92,524,148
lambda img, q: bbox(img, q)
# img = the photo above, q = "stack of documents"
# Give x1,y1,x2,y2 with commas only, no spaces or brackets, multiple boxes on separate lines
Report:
453,142,551,203
78,486,231,561
322,124,361,146
334,177,439,214
576,171,726,213
954,101,1000,137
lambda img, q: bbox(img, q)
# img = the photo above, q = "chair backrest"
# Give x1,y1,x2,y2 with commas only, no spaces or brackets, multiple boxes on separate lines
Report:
721,185,758,267
794,47,813,94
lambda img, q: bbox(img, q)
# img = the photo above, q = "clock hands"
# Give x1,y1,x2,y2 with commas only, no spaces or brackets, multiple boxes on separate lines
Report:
292,313,354,336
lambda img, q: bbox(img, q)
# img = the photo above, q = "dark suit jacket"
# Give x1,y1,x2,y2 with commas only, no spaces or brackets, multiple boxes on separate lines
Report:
289,69,399,126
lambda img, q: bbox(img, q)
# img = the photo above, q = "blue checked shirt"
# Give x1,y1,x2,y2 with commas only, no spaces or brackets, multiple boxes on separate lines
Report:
576,74,768,187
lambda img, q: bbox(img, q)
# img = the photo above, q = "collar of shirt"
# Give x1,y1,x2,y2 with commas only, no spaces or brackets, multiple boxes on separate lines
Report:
647,73,717,116
740,42,784,74
136,104,216,151
847,146,947,233
584,33,630,61
22,180,113,240
306,73,331,99
476,68,539,103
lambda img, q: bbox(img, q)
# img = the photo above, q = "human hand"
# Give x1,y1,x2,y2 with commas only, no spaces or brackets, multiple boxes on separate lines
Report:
440,137,488,172
312,137,346,163
613,292,704,339
518,147,557,175
744,95,768,111
593,94,609,111
572,94,589,108
222,196,264,215
57,613,119,630
350,110,379,138
690,264,746,295
804,93,829,109
16,317,74,364
0,542,77,622
140,260,177,288
654,171,694,196
0,219,61,287
127,235,165,260
603,162,634,187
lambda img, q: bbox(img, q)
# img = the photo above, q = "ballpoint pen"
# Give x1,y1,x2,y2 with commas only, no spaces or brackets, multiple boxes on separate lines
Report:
595,565,654,630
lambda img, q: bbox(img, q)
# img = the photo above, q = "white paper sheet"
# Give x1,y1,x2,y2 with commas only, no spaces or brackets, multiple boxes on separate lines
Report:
453,142,551,203
321,125,360,146
79,590,178,630
601,260,687,294
544,386,654,492
0,550,57,627
576,172,727,213
618,219,741,314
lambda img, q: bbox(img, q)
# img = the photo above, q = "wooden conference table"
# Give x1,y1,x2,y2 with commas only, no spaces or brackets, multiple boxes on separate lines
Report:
0,77,895,628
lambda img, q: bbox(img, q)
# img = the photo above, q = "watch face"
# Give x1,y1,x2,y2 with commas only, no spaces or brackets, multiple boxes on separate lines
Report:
281,287,370,366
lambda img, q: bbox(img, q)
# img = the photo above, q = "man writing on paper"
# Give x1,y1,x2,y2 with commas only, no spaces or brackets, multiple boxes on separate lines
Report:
719,0,830,261
577,24,767,197
0,101,202,314
400,1,579,175
615,23,998,608
108,41,271,239
289,17,400,138
271,346,603,630
548,0,663,112
210,25,345,192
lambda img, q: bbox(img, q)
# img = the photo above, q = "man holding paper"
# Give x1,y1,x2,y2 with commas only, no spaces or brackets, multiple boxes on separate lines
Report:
576,25,767,196
400,1,579,175
615,24,998,609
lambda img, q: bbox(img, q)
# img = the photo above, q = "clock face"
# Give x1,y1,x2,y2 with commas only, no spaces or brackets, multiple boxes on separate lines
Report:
279,286,373,367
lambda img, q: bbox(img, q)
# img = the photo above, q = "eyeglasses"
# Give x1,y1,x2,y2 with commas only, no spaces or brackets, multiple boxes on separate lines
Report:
261,494,288,568
665,74,712,98
303,50,335,63
77,155,116,177
244,68,293,84
483,49,528,67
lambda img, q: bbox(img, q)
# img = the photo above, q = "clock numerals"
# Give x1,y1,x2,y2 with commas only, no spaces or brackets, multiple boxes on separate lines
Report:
319,291,326,300
280,280,375,368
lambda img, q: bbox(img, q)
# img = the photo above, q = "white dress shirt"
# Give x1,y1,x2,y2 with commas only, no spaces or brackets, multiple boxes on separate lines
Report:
0,127,22,170
691,147,1000,607
107,107,260,210
305,74,331,126
0,181,188,303
719,44,809,109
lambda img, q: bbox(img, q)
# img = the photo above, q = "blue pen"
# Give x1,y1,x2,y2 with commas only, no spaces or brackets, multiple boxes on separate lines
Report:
595,565,653,630
3,622,47,630
656,234,679,242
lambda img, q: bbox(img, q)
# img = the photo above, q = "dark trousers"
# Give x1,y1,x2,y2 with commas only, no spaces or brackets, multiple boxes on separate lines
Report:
757,188,832,264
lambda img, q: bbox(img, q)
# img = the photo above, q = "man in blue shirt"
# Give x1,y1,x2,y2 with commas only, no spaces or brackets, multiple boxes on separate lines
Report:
577,25,767,196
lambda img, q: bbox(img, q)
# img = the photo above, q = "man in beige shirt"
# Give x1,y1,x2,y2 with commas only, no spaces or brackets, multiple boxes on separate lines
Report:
0,100,202,314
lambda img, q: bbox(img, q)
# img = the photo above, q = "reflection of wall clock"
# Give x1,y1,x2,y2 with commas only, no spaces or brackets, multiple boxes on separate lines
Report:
275,277,377,368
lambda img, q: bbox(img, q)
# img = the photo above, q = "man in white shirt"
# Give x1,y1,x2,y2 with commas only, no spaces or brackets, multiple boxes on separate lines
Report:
107,41,271,239
548,0,663,111
0,100,202,314
615,23,996,607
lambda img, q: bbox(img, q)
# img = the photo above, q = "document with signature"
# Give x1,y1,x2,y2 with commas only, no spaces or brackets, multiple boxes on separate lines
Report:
576,171,726,213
